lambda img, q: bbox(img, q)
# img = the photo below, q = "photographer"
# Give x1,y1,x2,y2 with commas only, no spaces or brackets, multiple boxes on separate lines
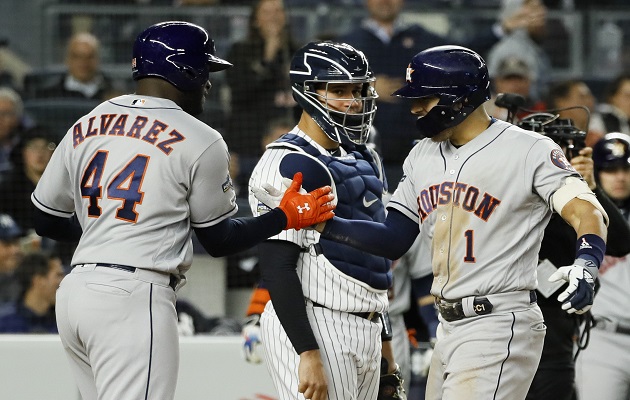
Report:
499,105,630,400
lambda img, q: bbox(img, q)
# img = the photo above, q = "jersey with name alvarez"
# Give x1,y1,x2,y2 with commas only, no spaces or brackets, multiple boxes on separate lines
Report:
32,95,237,274
388,119,580,300
248,128,389,314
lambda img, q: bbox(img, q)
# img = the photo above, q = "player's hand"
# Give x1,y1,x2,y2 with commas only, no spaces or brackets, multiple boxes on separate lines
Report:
298,349,328,400
254,172,336,230
548,259,596,314
241,314,264,364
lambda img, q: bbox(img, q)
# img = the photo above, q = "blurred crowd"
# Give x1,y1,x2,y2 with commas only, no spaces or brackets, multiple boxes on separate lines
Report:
0,0,629,382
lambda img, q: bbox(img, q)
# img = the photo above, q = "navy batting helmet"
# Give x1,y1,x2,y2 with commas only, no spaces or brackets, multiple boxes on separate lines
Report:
593,133,630,172
392,45,490,138
290,41,378,145
132,21,232,91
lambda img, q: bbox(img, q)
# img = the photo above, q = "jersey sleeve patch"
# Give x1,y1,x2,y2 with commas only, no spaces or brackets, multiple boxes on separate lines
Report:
279,152,333,192
550,149,577,172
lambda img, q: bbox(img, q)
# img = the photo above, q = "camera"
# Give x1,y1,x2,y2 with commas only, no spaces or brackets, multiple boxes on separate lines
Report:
493,93,587,160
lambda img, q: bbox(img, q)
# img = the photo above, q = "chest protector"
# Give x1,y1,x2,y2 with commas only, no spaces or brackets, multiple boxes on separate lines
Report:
269,134,392,290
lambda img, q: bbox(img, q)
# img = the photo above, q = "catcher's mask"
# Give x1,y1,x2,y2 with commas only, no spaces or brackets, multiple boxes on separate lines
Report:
290,41,378,145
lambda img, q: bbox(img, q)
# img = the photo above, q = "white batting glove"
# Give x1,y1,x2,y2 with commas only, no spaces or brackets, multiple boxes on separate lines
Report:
242,314,264,364
548,258,596,315
251,177,297,212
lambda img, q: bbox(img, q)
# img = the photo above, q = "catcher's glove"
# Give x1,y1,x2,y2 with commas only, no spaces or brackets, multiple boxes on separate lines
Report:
378,360,406,400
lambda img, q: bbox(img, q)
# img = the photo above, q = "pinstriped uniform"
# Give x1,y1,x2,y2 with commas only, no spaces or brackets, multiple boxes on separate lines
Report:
249,127,388,400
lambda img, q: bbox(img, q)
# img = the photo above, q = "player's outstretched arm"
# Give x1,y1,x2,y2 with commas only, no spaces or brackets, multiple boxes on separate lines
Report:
195,173,335,257
549,197,607,314
317,209,420,260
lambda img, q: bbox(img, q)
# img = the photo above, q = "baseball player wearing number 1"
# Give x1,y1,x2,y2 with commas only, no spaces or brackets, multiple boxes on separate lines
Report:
303,45,609,400
30,22,334,400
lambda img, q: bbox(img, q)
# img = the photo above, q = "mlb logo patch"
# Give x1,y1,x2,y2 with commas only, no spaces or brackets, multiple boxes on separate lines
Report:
221,175,233,193
131,99,145,106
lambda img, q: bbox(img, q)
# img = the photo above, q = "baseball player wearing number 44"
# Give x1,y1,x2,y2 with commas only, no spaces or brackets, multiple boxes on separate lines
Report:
270,45,609,400
30,21,335,400
249,40,407,400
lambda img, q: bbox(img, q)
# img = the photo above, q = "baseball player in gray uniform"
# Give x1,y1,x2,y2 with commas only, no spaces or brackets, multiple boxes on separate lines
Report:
249,41,392,400
30,22,334,400
279,45,608,400
576,134,630,400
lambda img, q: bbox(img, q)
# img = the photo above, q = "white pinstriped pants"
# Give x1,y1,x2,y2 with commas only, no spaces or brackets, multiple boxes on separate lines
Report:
261,301,383,400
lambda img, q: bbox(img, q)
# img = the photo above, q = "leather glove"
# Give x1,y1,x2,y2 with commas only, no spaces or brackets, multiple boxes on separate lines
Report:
252,172,335,230
548,258,596,314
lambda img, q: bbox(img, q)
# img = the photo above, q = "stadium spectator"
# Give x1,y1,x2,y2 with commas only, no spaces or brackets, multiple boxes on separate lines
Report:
0,86,25,173
546,79,607,147
0,213,23,305
0,251,64,333
0,127,56,233
486,0,552,103
484,56,545,121
575,134,630,400
0,38,32,91
597,73,630,135
338,0,545,187
225,0,298,171
33,32,114,100
527,143,630,400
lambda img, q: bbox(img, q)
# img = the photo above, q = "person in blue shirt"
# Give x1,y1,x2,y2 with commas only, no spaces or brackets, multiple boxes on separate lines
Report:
0,251,64,333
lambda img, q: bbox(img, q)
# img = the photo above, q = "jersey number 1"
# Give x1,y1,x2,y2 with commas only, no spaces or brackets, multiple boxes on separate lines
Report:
80,150,149,222
464,229,476,263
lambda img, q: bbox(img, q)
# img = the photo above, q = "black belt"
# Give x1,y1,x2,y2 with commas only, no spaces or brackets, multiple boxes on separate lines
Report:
78,263,178,290
436,290,537,322
311,301,381,322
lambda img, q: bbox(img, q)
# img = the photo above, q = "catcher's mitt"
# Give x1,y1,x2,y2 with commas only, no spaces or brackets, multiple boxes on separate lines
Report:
378,360,406,400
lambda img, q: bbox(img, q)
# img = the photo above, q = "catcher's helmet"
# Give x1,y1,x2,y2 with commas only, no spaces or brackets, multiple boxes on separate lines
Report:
290,41,378,145
392,45,490,138
593,133,630,172
132,21,232,91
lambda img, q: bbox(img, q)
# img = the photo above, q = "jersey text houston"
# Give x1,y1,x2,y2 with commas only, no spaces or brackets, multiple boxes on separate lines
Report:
417,181,501,222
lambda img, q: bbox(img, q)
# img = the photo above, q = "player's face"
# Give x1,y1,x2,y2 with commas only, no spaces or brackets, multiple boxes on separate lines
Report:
410,96,453,142
316,83,364,114
180,80,210,116
598,166,630,202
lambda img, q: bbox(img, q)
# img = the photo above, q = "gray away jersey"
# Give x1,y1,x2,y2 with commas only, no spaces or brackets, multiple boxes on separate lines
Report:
32,94,238,274
388,119,581,300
